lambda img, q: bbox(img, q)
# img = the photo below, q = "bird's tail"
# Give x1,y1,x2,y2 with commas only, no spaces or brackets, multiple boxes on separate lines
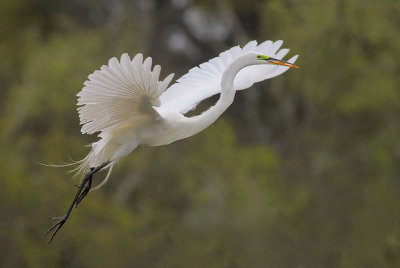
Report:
73,140,116,190
74,135,138,189
44,135,137,190
40,153,110,190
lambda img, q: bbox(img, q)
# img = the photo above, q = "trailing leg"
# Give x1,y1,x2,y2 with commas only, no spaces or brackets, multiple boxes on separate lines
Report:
45,161,110,243
75,167,94,208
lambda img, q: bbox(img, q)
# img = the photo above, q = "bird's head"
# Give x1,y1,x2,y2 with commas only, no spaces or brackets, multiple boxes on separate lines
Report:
256,54,299,68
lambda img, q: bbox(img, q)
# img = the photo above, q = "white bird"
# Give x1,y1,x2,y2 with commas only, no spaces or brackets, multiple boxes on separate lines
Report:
45,40,299,242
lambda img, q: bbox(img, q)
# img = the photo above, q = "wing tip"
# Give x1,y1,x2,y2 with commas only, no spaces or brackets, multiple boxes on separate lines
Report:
120,53,130,61
289,54,299,63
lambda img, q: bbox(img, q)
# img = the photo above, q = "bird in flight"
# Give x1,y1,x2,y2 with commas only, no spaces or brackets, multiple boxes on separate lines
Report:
45,40,299,243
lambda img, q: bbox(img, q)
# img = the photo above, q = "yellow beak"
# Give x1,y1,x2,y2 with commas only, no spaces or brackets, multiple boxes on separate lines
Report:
267,58,299,68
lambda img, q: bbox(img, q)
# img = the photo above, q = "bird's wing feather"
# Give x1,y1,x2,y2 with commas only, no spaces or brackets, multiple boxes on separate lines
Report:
77,53,174,134
159,40,298,114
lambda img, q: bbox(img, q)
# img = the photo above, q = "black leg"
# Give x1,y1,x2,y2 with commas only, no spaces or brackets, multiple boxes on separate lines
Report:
44,175,90,243
75,167,94,208
45,161,111,243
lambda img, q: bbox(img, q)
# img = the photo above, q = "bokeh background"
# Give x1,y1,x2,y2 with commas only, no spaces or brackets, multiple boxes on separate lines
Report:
1,0,400,267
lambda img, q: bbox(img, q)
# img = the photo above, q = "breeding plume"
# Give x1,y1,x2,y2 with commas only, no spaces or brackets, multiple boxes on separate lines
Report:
45,40,299,242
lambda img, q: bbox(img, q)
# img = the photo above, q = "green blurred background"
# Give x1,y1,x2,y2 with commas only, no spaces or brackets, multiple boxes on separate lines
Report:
1,0,400,267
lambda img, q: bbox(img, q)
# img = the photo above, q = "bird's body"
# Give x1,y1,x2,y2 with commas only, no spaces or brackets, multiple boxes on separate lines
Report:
76,40,298,181
46,40,299,242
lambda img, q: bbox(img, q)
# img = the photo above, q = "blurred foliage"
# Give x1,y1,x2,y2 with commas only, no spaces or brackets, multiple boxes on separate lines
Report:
1,0,400,267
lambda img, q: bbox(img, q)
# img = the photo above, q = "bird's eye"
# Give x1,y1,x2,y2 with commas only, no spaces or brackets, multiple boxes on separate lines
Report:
257,55,261,59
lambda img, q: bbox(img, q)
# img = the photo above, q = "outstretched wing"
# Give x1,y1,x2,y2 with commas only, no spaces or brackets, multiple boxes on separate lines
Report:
77,53,174,135
159,40,298,114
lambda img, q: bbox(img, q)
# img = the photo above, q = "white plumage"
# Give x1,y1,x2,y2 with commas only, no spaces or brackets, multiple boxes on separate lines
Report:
160,40,298,113
45,40,299,243
77,53,174,135
76,40,298,187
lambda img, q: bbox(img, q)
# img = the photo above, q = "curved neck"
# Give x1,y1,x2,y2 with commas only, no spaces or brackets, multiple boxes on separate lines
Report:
183,53,257,136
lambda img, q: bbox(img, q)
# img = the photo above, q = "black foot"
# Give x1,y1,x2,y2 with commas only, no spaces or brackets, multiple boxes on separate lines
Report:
45,216,67,243
45,161,111,243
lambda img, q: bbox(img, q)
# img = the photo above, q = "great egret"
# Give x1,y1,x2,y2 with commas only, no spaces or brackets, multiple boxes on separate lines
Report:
45,40,299,242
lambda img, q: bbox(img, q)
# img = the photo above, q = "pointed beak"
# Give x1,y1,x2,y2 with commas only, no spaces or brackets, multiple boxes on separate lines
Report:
267,57,299,68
